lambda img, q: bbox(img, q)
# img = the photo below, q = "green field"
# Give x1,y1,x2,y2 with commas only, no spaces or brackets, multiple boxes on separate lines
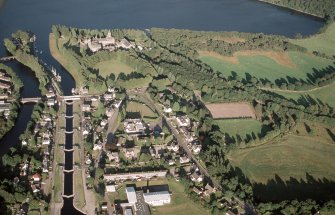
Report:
199,51,333,82
94,59,134,78
126,101,158,119
273,81,335,108
228,134,335,184
215,119,263,139
291,22,335,57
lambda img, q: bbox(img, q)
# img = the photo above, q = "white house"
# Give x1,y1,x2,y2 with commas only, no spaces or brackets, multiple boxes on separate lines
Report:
176,116,191,127
106,185,116,193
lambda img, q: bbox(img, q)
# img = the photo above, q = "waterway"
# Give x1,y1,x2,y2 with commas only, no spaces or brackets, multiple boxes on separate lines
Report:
0,0,325,213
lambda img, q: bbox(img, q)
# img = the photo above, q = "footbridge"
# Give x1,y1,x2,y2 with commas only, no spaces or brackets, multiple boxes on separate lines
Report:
20,97,42,104
60,95,82,101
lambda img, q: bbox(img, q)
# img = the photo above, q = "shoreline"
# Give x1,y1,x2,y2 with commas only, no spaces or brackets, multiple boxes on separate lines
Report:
257,0,325,21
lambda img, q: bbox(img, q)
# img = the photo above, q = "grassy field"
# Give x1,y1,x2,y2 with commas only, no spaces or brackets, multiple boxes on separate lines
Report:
215,119,263,138
126,101,158,119
291,22,335,57
272,81,335,108
228,134,335,183
94,59,134,78
199,51,333,82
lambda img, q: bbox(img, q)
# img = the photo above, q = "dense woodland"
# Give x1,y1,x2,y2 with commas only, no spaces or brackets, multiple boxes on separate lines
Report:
260,0,335,20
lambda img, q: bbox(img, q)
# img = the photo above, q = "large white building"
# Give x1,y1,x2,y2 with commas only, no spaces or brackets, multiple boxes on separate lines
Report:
143,191,171,206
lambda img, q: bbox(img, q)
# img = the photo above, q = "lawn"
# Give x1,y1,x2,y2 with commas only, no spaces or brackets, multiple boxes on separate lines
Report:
291,22,335,57
94,59,134,78
151,179,210,215
73,169,85,210
126,101,158,119
215,119,263,139
199,51,333,82
228,134,335,184
272,81,335,108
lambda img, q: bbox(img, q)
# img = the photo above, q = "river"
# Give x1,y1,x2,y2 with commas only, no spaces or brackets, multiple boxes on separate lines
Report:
0,0,325,214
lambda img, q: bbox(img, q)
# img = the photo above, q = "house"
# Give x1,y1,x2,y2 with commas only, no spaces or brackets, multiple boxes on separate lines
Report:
176,115,191,127
167,142,179,152
106,107,115,118
107,152,119,163
107,86,115,93
204,183,215,196
0,102,10,112
93,144,102,151
42,133,51,145
191,171,203,183
45,92,55,98
22,140,28,146
100,119,108,127
31,173,41,182
82,104,91,112
180,156,190,164
192,186,203,195
106,185,116,193
47,98,56,107
0,82,11,89
163,106,172,114
192,144,202,155
124,119,146,135
31,184,40,193
34,123,41,134
101,202,108,212
226,210,238,215
154,145,166,158
143,191,171,206
103,93,114,101
124,148,136,159
168,159,175,166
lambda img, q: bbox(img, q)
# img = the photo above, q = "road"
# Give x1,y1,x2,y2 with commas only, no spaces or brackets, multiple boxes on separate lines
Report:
138,93,222,189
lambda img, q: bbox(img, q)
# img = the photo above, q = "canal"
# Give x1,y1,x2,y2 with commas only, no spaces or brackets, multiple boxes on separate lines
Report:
0,0,326,213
